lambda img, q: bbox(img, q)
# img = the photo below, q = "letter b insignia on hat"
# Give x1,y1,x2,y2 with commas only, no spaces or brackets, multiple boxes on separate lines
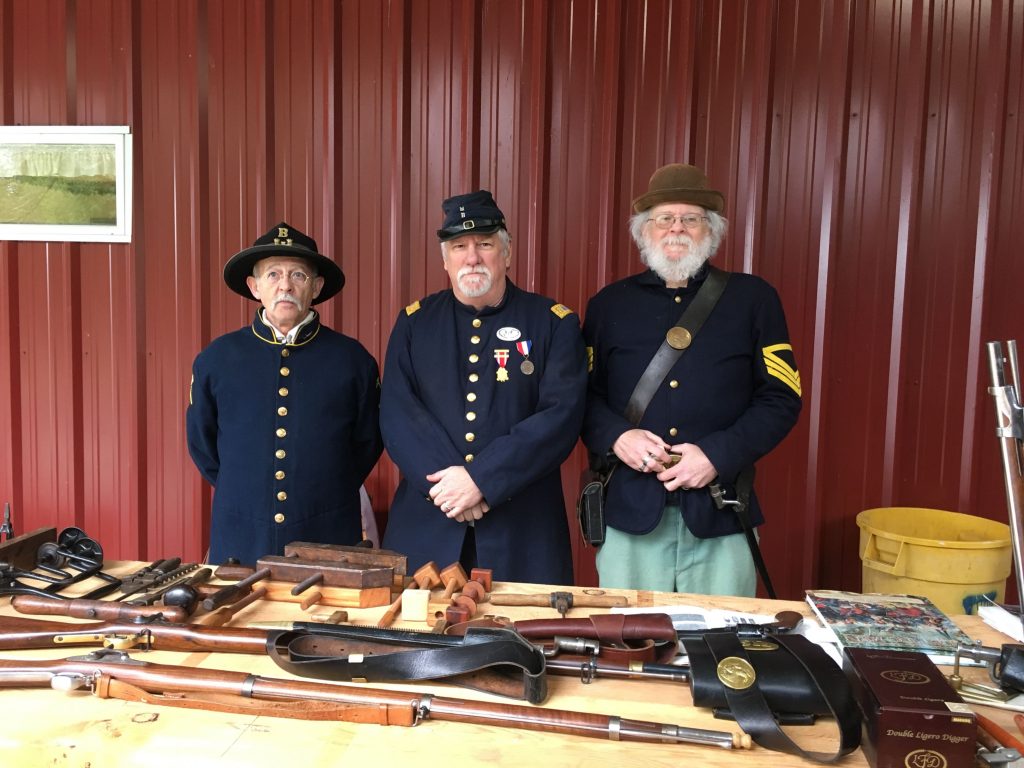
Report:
274,227,293,246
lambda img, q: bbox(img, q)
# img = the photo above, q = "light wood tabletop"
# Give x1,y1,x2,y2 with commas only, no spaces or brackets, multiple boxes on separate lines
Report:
0,561,1016,768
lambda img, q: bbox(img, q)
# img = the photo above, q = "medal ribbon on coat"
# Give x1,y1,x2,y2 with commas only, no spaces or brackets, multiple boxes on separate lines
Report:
516,340,534,375
494,349,510,382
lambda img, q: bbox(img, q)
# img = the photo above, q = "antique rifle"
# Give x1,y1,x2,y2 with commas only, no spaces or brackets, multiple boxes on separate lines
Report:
0,649,750,750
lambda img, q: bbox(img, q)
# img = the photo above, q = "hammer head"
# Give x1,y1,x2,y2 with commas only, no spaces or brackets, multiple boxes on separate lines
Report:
550,591,573,617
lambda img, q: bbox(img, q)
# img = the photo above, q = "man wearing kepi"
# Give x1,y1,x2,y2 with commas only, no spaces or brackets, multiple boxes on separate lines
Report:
187,223,383,565
381,191,587,584
582,164,802,596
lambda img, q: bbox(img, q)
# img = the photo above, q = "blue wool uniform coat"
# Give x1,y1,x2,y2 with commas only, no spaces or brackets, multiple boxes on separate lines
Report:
187,311,382,565
582,266,802,538
380,281,587,584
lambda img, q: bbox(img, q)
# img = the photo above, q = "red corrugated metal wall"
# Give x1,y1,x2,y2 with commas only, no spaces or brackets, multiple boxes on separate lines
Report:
0,0,1020,597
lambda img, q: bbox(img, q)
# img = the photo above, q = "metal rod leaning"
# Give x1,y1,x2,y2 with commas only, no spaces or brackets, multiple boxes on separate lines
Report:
986,340,1024,637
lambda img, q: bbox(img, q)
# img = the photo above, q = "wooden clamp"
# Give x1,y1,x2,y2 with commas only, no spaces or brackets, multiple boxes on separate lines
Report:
283,542,408,577
256,555,394,590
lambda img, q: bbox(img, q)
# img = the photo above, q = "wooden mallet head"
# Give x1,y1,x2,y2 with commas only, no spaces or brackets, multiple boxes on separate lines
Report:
440,562,468,600
412,561,441,590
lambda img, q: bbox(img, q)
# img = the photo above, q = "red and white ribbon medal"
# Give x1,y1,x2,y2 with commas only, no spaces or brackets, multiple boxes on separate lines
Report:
494,349,510,382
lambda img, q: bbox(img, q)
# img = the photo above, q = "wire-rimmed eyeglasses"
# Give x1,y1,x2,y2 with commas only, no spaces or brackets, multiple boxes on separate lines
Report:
260,269,313,285
647,213,708,230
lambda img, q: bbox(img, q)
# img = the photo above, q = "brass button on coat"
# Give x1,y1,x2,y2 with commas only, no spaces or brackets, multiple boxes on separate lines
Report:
274,513,285,523
466,412,476,421
275,449,286,459
276,491,288,501
472,319,482,328
275,470,285,480
280,367,291,376
669,427,678,437
468,354,479,363
469,373,479,383
465,454,474,462
276,428,287,438
669,380,679,388
278,407,288,416
465,432,475,442
281,348,290,358
471,335,481,344
466,393,477,402
279,387,289,396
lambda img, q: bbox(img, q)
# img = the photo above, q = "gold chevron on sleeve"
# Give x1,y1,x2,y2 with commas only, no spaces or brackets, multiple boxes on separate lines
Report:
762,343,802,396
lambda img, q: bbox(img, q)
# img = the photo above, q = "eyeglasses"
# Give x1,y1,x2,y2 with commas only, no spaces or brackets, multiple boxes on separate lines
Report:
648,213,708,230
260,269,313,285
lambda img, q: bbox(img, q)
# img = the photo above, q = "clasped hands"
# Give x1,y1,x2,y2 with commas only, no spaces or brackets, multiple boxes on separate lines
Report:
612,428,717,491
427,466,489,522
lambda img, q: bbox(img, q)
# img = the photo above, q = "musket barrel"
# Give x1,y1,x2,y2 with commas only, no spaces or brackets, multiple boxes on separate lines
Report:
0,655,748,750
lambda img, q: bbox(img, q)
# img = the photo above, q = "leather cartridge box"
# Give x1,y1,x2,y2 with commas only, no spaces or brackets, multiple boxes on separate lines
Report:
842,648,975,768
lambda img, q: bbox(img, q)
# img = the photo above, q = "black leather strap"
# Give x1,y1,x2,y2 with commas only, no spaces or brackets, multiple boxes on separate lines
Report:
712,466,777,598
702,632,861,762
265,624,548,704
624,267,730,424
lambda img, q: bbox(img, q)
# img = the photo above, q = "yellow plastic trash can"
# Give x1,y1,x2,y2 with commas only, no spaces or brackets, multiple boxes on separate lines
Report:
857,507,1011,615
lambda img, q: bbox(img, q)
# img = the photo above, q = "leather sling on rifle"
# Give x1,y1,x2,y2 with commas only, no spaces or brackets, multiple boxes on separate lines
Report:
265,623,548,703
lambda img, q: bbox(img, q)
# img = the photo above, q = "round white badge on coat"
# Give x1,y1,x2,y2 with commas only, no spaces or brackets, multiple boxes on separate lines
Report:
496,327,521,341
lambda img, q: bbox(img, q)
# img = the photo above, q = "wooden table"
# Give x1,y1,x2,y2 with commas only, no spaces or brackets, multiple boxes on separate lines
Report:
0,562,1017,768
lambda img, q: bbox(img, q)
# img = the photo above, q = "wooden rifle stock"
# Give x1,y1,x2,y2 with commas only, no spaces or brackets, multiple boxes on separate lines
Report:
0,651,749,750
0,615,268,654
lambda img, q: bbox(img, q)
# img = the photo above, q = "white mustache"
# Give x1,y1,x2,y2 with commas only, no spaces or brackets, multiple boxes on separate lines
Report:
458,265,491,279
273,293,301,307
661,235,694,248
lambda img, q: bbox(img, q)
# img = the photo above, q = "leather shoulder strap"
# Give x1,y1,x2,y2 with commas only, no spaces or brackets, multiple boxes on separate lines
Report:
624,267,730,424
702,632,861,763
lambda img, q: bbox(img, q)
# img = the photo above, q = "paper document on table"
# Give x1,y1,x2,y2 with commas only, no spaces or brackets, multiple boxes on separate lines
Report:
612,603,776,630
613,603,844,665
978,603,1024,642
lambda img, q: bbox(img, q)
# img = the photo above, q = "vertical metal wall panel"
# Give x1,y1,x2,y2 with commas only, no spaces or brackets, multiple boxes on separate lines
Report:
0,0,1020,597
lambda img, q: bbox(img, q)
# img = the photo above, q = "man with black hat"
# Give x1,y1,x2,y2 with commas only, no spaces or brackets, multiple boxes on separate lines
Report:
582,164,802,596
187,223,382,565
380,191,587,584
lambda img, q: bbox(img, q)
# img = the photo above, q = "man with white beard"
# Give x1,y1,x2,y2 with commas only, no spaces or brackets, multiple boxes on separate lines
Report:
582,164,802,596
380,190,587,584
187,222,382,564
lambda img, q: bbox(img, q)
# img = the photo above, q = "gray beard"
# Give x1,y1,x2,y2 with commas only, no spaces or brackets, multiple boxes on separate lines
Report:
641,235,713,283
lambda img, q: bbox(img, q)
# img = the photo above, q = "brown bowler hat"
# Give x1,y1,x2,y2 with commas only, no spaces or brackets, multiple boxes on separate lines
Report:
631,163,725,213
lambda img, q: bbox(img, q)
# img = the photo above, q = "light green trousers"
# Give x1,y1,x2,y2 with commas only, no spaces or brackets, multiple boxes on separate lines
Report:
596,505,756,596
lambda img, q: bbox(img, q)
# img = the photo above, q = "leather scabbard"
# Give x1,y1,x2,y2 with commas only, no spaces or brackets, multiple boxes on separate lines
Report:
449,612,680,665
